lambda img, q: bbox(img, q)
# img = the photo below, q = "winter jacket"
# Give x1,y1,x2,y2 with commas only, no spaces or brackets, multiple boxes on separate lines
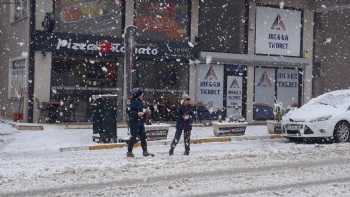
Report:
128,98,145,125
176,105,194,130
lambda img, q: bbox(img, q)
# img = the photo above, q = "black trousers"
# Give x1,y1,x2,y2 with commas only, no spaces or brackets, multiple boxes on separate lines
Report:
170,128,191,152
128,123,147,153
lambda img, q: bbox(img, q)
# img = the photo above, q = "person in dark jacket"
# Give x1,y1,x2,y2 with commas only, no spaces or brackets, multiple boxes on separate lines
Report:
127,88,154,157
169,96,194,156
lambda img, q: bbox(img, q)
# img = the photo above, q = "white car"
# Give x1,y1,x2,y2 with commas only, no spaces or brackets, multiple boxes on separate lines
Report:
282,89,350,142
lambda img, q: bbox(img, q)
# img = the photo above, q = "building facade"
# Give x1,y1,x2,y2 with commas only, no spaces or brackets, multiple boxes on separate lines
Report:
313,0,350,97
0,0,347,123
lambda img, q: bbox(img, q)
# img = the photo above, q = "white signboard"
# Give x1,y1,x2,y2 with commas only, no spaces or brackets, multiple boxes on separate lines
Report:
276,69,299,107
255,67,275,107
226,76,243,119
255,6,302,56
197,64,224,110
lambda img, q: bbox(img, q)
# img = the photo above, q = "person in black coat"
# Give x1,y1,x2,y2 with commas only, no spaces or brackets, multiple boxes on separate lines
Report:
127,88,154,157
169,96,194,156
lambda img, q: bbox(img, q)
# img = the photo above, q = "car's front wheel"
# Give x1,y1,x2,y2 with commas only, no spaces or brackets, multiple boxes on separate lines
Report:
333,121,350,143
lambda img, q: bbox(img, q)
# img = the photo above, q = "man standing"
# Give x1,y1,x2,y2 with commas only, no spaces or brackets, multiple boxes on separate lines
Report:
169,96,194,156
127,88,154,157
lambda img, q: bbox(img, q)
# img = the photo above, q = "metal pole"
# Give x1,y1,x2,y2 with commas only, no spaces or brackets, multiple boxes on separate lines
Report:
123,25,137,121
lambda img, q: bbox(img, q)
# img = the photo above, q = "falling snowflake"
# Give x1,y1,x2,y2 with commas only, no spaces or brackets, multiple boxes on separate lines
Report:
324,37,332,44
101,66,108,72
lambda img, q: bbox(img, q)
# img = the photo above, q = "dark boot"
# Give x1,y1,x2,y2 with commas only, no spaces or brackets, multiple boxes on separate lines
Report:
141,140,154,157
127,152,135,157
127,136,137,153
184,130,191,156
169,148,174,156
143,151,155,157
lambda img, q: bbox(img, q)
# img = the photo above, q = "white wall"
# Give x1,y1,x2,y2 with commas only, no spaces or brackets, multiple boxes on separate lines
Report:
33,52,52,123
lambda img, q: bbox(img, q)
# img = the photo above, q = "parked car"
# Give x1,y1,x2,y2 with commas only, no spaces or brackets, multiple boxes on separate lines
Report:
253,103,274,121
281,89,350,142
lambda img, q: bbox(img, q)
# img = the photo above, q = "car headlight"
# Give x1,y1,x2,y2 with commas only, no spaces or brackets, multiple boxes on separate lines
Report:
310,115,332,123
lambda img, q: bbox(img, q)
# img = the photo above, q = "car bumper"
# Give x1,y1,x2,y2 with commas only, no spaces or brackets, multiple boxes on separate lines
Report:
281,121,333,138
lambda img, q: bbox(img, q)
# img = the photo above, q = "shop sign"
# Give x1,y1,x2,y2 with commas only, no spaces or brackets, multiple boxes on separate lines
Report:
254,67,275,108
56,38,159,56
276,69,299,107
213,122,248,137
145,124,170,141
226,76,243,119
33,31,190,59
146,129,168,141
197,64,224,110
214,126,246,136
54,0,123,36
135,0,190,41
255,7,302,56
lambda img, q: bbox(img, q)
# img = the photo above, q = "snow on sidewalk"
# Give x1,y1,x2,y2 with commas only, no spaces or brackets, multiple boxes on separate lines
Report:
0,121,268,154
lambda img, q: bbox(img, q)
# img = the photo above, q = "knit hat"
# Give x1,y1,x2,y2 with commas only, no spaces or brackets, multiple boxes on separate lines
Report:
131,88,144,98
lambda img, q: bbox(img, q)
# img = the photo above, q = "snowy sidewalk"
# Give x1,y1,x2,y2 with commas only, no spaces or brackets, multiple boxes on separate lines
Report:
0,121,274,154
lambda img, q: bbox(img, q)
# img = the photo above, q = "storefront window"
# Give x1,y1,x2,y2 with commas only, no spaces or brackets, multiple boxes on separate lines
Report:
196,64,246,121
54,0,124,36
51,58,118,88
254,67,301,120
9,59,27,99
224,65,246,120
134,60,189,121
14,0,28,21
134,0,190,42
50,58,120,122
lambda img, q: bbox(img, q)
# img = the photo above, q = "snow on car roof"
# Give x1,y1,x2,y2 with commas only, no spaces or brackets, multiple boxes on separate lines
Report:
309,89,350,107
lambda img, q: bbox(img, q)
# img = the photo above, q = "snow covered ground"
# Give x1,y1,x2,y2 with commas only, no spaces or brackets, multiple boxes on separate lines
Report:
0,123,268,153
2,121,350,196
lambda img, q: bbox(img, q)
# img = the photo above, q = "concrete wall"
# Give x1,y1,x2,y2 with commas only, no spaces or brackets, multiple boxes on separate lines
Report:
313,0,350,96
0,2,30,120
198,0,247,53
33,52,52,122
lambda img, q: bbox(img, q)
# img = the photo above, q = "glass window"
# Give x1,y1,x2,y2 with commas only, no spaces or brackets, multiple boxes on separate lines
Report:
134,61,188,92
51,58,119,89
54,0,124,36
133,60,189,121
254,67,300,121
9,59,26,98
134,0,190,42
14,0,28,21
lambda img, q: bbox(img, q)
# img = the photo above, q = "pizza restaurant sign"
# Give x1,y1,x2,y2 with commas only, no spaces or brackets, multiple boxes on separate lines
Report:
56,38,159,56
255,6,302,57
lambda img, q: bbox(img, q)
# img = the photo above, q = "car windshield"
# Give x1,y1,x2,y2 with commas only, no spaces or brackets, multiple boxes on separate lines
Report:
309,93,350,108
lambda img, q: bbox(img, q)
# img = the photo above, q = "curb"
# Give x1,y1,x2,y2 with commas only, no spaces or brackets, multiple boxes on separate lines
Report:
64,122,269,129
12,123,44,131
64,123,206,129
59,134,283,152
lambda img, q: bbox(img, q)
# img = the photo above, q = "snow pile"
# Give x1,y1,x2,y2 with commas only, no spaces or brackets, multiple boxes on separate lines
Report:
0,120,16,135
0,120,17,150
